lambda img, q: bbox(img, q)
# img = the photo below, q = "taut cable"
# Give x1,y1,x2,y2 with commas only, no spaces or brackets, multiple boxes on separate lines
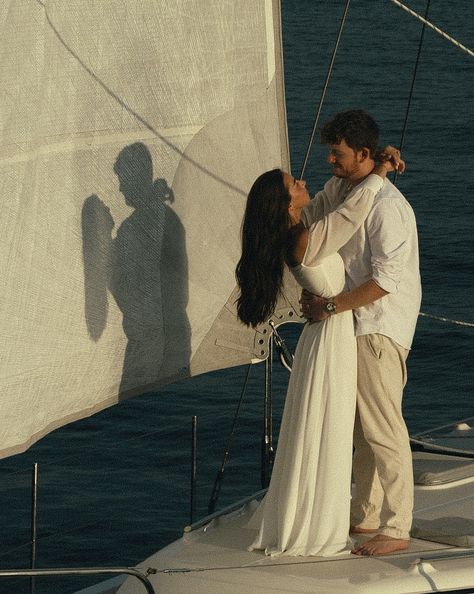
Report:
393,0,431,186
299,0,351,179
389,0,474,58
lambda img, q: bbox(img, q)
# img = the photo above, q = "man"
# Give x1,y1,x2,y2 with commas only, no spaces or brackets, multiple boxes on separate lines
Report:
301,109,421,556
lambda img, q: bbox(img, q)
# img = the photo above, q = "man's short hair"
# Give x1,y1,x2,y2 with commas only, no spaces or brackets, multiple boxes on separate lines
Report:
321,109,379,157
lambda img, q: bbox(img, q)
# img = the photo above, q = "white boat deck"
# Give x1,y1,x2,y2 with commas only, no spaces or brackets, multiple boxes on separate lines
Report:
110,451,474,594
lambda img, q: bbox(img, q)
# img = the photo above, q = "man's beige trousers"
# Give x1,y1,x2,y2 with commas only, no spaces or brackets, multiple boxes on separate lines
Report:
350,333,412,540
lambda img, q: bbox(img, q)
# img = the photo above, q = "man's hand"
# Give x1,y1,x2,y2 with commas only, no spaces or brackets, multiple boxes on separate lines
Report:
300,289,330,322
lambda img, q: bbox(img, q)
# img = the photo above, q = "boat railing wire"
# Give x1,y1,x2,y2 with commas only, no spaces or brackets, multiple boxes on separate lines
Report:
0,567,156,594
418,312,474,328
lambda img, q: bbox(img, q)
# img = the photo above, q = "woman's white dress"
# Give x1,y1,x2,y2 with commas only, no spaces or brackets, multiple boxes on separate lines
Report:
248,173,384,557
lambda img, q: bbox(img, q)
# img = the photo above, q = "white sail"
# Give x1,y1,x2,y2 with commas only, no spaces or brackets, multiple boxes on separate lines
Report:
0,0,300,457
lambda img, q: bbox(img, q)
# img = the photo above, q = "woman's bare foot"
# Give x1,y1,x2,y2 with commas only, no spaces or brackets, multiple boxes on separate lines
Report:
350,526,378,534
351,534,410,556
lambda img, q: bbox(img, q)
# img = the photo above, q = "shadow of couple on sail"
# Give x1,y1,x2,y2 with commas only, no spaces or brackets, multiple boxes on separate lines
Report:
81,142,191,398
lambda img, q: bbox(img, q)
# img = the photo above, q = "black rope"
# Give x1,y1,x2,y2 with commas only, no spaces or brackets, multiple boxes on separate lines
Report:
393,0,431,186
270,321,294,371
299,0,352,179
207,364,252,514
261,344,274,489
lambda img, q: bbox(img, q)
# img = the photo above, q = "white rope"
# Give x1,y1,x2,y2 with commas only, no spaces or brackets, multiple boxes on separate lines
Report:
419,311,474,328
388,0,474,59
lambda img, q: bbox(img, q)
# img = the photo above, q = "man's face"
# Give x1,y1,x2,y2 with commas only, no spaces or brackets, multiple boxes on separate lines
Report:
326,139,361,179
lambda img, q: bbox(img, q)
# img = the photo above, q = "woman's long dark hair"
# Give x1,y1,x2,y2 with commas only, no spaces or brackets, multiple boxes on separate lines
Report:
236,169,291,327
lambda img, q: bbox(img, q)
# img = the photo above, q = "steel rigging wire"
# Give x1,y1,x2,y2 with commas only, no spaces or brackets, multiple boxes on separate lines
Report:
299,0,351,180
299,0,474,331
392,0,431,187
300,0,474,180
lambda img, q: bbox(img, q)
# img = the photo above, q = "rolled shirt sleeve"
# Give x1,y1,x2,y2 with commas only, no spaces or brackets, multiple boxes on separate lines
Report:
367,199,409,294
333,176,421,350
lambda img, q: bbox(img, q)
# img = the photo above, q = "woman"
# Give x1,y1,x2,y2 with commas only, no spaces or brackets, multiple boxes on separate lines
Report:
236,157,397,557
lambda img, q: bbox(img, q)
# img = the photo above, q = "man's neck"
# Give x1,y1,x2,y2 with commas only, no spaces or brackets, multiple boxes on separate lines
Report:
348,159,376,186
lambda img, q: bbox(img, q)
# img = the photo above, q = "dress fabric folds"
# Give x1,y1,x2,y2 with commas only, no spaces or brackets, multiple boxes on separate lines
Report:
247,174,383,557
248,253,357,557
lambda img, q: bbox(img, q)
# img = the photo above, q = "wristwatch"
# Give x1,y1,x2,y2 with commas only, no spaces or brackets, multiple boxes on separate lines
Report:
323,300,337,315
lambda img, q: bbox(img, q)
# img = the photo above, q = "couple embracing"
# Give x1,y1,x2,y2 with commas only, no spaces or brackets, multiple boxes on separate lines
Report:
236,109,421,557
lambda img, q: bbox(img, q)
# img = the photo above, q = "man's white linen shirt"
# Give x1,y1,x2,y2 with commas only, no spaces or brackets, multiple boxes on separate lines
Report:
301,176,422,350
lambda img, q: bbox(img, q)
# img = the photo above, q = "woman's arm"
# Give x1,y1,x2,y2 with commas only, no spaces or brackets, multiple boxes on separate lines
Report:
297,160,394,267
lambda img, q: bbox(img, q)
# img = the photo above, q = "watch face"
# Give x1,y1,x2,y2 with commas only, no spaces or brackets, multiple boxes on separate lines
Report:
325,301,336,313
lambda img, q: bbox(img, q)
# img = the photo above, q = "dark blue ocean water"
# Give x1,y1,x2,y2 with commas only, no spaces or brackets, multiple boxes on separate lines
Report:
1,1,473,592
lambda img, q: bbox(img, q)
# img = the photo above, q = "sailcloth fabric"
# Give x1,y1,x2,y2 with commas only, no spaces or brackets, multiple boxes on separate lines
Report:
0,0,297,457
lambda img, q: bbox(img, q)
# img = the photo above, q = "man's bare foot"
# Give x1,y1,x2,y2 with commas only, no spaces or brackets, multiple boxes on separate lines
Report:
351,534,410,556
350,525,378,534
